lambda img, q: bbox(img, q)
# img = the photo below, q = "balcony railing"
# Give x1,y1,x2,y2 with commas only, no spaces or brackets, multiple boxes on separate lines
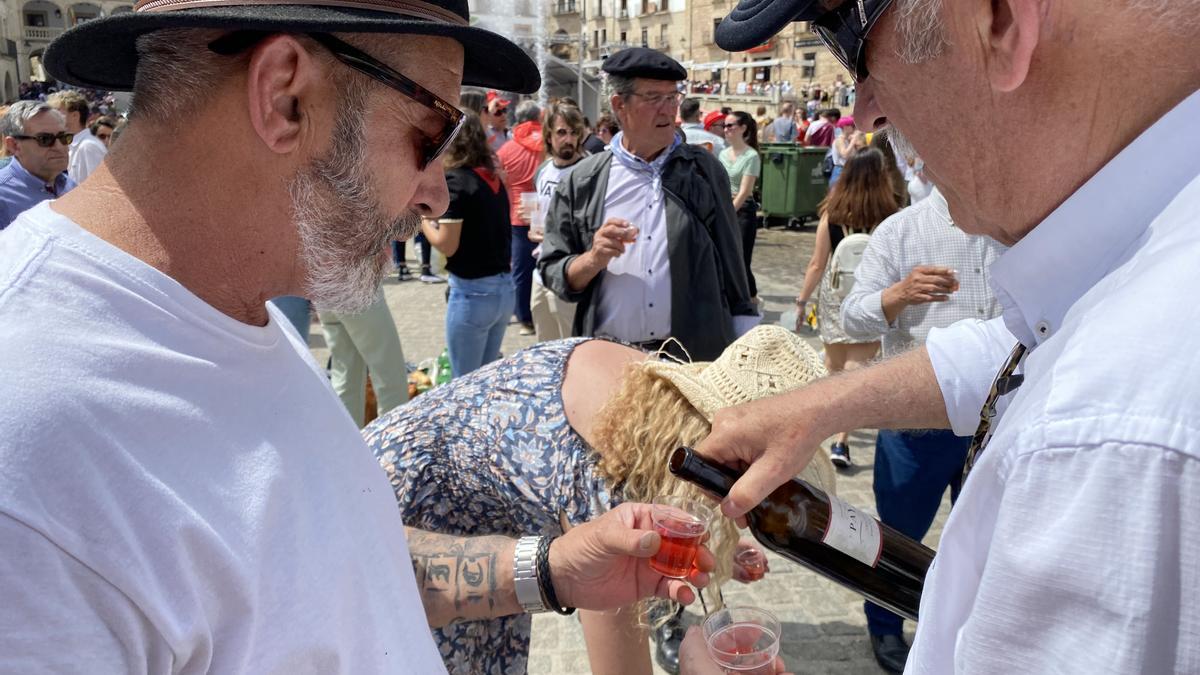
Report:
24,26,63,41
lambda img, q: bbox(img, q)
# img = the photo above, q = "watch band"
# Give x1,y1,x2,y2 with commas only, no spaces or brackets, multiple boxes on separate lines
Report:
513,536,548,614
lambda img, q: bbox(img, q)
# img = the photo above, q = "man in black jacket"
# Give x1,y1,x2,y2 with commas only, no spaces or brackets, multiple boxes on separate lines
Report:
539,47,758,362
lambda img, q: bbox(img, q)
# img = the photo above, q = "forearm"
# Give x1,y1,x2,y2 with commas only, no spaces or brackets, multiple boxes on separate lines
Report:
798,262,823,302
880,283,909,324
841,288,891,340
405,527,520,629
732,189,751,210
812,346,950,434
420,220,457,256
565,251,605,293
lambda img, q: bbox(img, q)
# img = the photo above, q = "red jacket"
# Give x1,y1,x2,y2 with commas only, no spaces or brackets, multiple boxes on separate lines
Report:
496,120,544,226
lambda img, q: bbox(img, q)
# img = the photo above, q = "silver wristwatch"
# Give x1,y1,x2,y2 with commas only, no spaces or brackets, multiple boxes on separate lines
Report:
513,536,548,614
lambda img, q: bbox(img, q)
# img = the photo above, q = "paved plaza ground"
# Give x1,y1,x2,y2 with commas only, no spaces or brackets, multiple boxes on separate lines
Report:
308,225,951,675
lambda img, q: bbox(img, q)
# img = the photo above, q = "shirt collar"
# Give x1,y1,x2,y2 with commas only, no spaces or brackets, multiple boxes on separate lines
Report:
989,88,1200,347
9,157,71,195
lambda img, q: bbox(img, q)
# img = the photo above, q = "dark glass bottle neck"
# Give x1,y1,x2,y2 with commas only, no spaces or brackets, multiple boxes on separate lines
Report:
669,447,739,499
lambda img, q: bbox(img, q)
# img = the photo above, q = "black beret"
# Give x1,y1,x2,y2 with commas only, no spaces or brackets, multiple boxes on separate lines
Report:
602,47,687,81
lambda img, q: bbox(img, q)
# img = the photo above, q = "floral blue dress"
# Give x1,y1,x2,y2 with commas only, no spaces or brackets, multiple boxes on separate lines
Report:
363,338,621,675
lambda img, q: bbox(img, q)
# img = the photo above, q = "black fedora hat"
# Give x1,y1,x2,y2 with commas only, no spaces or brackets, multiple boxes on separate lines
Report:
716,0,836,51
44,0,540,94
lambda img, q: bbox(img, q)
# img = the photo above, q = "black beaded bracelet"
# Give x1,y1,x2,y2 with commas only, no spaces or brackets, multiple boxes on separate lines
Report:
535,535,575,615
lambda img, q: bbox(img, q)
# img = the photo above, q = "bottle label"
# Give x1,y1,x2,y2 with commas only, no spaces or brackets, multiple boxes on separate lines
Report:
821,494,883,567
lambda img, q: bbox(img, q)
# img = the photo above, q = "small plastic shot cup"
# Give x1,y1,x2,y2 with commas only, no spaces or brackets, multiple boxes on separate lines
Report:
649,496,712,579
703,606,781,675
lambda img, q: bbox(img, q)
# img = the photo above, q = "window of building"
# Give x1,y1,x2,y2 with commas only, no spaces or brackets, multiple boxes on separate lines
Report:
25,12,47,26
640,28,648,46
594,30,600,47
619,30,627,44
802,51,816,79
602,28,607,43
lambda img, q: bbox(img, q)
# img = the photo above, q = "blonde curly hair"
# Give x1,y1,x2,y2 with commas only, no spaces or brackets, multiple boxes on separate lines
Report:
590,361,741,620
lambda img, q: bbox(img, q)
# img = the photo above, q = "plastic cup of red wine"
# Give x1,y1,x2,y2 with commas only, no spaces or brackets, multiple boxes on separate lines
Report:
649,496,712,579
702,606,781,674
735,547,767,582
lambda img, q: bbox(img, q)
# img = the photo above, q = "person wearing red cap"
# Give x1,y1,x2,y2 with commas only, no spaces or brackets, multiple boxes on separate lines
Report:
678,97,725,155
485,93,511,152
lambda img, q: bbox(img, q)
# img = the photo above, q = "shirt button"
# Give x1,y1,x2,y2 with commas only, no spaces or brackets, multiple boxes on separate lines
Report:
974,268,981,273
649,303,654,308
1035,320,1051,337
650,331,656,336
977,309,984,314
648,269,653,274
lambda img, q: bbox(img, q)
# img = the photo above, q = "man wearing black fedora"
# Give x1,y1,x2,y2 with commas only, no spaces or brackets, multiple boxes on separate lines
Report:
690,0,1200,674
0,2,714,671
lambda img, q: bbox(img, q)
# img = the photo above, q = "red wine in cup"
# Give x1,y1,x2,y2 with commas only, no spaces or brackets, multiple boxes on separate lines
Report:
651,517,704,578
670,447,934,621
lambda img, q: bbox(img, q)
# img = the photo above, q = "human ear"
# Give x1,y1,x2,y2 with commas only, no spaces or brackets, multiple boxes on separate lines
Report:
982,0,1042,92
245,34,322,155
610,94,625,118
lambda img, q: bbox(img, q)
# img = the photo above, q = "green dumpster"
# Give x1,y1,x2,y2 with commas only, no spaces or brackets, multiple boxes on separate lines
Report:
759,144,829,227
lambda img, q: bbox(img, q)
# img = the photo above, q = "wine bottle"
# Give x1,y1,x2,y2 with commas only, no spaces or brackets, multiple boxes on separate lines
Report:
669,446,933,621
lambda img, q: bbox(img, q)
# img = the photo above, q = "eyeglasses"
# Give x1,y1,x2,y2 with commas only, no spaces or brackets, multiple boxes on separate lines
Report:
722,123,741,129
812,0,896,82
10,132,73,148
209,31,464,171
961,341,1027,482
627,91,684,109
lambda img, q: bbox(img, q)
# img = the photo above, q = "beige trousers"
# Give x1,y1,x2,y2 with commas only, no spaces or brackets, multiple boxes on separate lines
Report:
530,281,577,342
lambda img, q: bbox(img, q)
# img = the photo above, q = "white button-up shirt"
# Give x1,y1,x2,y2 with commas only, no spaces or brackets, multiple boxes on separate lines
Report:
840,188,1007,357
593,159,672,344
911,89,1200,673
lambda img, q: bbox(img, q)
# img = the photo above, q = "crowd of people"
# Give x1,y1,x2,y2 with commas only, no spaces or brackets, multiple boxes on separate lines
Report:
2,0,1197,674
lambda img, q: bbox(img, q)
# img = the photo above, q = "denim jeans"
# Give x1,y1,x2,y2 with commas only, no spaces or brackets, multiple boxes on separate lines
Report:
446,272,515,378
511,227,537,324
865,428,971,636
268,295,311,344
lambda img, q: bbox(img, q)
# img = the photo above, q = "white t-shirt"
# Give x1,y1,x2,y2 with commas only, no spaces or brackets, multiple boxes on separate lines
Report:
532,158,583,287
0,203,445,674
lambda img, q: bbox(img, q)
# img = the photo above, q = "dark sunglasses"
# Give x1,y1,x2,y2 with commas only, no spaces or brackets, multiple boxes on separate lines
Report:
812,0,896,82
209,31,464,171
11,131,73,148
722,122,741,129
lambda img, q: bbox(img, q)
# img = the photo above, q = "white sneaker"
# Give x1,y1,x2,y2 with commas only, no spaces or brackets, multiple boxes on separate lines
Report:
420,273,446,284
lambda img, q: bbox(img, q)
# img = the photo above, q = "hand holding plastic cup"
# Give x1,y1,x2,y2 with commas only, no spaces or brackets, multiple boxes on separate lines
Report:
649,496,712,579
619,223,640,243
735,547,767,582
703,607,781,675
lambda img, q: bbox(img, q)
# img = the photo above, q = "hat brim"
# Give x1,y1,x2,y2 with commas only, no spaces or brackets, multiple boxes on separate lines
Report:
716,0,833,52
43,5,540,93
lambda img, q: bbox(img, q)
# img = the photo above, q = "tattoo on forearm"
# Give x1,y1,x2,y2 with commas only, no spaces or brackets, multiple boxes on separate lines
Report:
406,527,509,627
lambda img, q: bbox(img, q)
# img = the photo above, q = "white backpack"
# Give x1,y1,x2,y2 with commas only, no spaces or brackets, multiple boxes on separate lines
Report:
828,228,871,304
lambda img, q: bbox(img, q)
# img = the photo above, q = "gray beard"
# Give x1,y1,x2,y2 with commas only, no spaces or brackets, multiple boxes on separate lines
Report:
290,91,421,314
